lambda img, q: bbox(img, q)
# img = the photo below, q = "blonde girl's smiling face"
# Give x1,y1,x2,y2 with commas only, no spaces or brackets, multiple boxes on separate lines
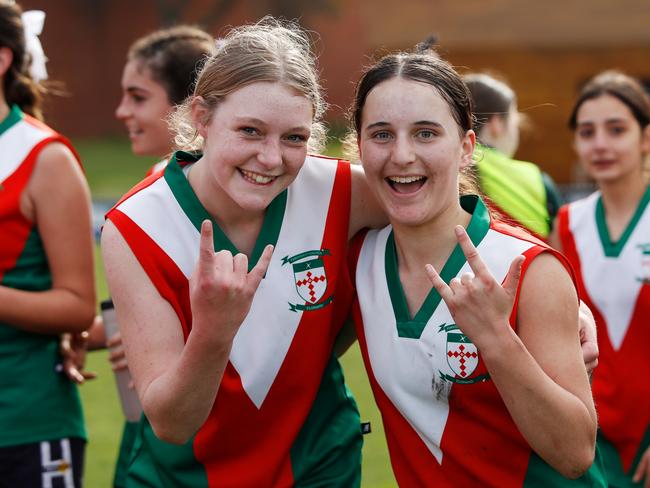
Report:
359,77,474,226
115,60,174,157
574,93,650,184
192,81,313,213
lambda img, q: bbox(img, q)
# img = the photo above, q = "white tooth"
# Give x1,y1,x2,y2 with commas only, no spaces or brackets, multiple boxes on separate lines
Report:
242,169,274,184
389,175,424,184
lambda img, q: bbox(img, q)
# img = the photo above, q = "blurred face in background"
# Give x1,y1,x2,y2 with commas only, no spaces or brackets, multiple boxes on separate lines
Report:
573,94,650,185
497,103,521,158
115,59,174,157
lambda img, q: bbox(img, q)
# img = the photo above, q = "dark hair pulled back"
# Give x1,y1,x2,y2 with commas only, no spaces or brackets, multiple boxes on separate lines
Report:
0,1,46,120
350,45,473,139
569,70,650,130
128,25,216,106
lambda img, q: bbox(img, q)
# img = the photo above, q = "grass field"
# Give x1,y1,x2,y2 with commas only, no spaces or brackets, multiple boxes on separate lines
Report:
75,137,397,487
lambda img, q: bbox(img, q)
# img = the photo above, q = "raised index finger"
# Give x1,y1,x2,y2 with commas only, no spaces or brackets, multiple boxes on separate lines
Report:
198,220,215,271
454,225,489,278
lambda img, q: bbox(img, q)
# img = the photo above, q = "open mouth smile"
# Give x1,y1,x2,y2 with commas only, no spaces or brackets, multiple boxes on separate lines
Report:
238,168,278,185
386,175,427,194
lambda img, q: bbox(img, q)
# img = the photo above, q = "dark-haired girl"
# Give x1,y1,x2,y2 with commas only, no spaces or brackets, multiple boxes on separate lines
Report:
0,2,95,486
554,70,650,488
347,49,606,486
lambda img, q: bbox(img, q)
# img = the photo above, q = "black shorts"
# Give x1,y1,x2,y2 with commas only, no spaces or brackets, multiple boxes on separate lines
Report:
0,437,85,488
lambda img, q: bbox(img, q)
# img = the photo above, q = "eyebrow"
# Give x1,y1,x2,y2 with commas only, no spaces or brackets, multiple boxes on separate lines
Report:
125,86,149,94
364,120,443,130
235,117,310,132
577,117,628,127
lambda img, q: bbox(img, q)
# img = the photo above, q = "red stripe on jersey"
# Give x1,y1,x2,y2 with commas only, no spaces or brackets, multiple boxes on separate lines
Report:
193,160,353,486
558,206,650,470
0,136,80,281
106,209,192,339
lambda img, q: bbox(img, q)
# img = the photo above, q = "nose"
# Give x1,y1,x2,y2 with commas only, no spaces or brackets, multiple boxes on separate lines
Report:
391,134,415,166
257,138,283,169
115,95,130,121
593,130,609,151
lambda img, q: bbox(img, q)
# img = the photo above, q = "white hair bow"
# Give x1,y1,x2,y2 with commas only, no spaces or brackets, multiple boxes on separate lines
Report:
21,10,48,82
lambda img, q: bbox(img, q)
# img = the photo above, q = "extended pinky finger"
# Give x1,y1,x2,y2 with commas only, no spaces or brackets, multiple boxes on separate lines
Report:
425,264,453,302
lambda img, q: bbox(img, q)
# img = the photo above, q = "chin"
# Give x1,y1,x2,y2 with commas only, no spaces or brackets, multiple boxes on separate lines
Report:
235,195,278,213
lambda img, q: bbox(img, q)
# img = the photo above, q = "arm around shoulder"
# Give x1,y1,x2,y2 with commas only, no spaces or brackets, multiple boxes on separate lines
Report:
348,163,387,238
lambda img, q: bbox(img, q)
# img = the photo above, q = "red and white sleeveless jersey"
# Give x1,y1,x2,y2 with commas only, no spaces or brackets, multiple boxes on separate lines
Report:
105,152,358,486
351,196,604,487
558,188,650,472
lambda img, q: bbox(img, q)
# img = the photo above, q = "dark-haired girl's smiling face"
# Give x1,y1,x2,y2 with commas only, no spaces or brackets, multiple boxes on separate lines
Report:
359,77,474,227
115,60,174,157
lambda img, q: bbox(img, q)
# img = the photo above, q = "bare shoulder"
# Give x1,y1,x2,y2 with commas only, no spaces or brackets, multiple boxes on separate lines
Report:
519,251,576,311
517,251,581,371
29,141,86,196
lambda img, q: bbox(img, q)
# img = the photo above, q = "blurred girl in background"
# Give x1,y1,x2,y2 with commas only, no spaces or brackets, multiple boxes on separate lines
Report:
0,1,95,486
555,70,650,488
464,72,562,241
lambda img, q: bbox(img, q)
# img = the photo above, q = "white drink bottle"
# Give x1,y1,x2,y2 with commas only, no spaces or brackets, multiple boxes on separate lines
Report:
101,299,143,422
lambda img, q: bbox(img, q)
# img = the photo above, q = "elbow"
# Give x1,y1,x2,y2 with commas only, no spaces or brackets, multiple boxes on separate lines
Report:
148,417,193,445
555,443,596,479
66,303,96,333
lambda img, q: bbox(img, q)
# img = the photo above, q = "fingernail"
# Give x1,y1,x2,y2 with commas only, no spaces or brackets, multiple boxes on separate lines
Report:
454,226,463,236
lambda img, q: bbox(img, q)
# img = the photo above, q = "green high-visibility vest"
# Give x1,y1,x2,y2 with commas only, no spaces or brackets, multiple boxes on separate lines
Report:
475,144,555,239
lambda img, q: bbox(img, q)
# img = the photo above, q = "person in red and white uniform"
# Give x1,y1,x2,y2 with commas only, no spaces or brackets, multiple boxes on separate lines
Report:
554,70,650,488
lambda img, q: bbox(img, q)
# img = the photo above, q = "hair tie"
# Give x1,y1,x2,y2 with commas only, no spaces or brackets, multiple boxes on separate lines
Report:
21,10,48,82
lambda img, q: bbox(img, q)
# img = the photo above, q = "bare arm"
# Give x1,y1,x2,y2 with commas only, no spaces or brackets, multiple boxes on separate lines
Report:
548,223,599,373
0,142,95,333
102,219,272,444
426,227,597,478
348,163,387,238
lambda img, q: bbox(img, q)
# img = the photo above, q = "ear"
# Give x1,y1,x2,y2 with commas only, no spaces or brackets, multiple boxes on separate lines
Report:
459,129,476,170
641,124,650,155
0,47,14,78
190,96,211,139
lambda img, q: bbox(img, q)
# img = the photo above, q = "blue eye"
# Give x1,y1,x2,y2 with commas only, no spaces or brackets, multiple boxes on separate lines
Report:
241,127,259,136
373,131,392,141
417,129,435,139
287,134,308,144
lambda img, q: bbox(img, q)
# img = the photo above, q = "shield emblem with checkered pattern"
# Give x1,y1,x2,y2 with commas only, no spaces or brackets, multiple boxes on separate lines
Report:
293,257,328,304
446,332,479,379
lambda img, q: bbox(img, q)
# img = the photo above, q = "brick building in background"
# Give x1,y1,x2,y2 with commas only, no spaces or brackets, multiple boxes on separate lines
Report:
19,0,650,183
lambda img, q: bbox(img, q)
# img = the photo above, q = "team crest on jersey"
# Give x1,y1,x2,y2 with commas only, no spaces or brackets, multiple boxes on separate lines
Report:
282,249,334,312
437,323,490,384
637,243,650,284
